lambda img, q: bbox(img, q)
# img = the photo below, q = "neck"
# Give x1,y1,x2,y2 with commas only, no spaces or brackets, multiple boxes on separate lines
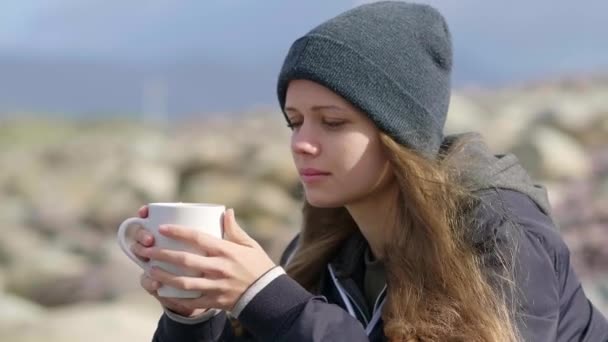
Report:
345,179,399,260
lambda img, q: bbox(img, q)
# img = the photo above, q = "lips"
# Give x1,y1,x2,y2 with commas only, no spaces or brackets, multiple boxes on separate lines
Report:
298,168,331,184
298,168,331,176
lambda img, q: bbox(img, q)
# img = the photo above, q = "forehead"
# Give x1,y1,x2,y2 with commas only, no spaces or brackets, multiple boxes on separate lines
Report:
285,80,352,111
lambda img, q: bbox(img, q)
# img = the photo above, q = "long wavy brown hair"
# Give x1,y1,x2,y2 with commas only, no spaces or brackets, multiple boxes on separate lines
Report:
284,133,520,341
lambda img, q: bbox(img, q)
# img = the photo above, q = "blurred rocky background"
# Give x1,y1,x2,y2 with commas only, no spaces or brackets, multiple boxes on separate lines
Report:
0,74,607,341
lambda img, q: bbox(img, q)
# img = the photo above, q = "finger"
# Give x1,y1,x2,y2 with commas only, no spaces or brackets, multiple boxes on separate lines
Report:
142,248,224,275
149,266,217,292
222,208,256,247
131,243,150,262
135,227,155,247
161,297,209,316
162,298,193,314
140,273,161,295
138,205,149,218
158,225,227,255
169,296,218,312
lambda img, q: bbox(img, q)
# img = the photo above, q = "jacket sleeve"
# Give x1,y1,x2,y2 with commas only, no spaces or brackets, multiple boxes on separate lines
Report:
476,189,608,342
151,234,370,341
234,233,370,341
235,273,370,341
152,310,235,342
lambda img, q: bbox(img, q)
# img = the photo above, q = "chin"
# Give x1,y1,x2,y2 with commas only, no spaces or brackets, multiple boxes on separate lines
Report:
304,192,346,208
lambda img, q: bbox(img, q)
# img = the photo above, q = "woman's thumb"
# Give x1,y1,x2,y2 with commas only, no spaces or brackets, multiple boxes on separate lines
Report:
223,208,253,246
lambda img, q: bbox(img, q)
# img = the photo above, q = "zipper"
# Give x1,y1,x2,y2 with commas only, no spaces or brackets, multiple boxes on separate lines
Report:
343,284,370,326
372,284,387,313
365,285,387,336
328,264,369,325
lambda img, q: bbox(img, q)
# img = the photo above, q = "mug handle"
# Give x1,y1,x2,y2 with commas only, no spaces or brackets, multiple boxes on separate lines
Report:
117,217,151,272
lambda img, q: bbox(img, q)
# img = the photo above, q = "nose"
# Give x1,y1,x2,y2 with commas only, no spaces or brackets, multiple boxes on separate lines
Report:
291,123,320,156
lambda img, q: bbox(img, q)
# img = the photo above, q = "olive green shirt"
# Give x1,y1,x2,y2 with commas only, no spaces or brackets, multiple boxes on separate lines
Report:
363,246,386,312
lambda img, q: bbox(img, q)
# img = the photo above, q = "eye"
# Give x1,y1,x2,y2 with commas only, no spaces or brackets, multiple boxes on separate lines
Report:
324,120,345,128
286,121,302,130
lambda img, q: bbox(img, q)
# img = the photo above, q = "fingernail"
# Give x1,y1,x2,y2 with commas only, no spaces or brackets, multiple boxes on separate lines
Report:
144,236,152,244
159,225,169,233
152,281,160,288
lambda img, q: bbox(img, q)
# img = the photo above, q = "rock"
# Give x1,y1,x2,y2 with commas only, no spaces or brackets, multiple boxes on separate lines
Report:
445,94,487,134
534,127,592,180
551,180,595,229
484,102,539,151
549,96,601,133
511,127,592,180
1,225,90,306
543,181,568,209
0,293,47,328
245,182,299,220
170,132,243,173
591,147,608,177
179,171,249,206
245,215,299,262
562,222,608,279
591,189,608,223
0,299,160,342
180,173,297,219
19,162,120,232
581,224,608,273
250,143,299,190
83,186,143,234
581,276,608,317
84,238,148,299
126,132,170,163
3,236,144,307
0,194,29,225
123,160,178,202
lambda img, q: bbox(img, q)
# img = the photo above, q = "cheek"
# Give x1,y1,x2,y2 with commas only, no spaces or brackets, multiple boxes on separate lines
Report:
336,137,389,186
333,134,370,170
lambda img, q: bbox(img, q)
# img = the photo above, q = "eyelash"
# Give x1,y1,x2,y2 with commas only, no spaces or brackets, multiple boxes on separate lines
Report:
286,121,345,129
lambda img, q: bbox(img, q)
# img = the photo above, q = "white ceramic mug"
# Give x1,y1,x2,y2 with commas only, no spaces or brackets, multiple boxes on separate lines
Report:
117,202,225,298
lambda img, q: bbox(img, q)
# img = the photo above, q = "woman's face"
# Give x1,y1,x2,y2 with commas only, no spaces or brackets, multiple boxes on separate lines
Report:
285,79,394,208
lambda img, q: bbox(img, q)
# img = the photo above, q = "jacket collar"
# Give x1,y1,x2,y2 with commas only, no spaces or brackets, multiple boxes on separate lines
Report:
328,230,368,279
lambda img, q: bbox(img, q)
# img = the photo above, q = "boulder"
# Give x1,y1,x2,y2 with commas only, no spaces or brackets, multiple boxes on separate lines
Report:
0,293,47,329
445,94,487,134
0,195,29,225
581,276,608,317
1,225,90,306
245,182,299,220
0,299,160,342
484,102,538,151
83,186,143,234
179,171,249,206
123,160,178,202
510,127,592,180
534,127,592,180
249,143,299,190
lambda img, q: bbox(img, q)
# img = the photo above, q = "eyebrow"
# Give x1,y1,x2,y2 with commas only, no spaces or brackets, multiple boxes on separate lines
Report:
284,105,346,114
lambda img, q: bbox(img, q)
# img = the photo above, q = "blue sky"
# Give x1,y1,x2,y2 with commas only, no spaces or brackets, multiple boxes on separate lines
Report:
1,1,607,115
2,0,607,82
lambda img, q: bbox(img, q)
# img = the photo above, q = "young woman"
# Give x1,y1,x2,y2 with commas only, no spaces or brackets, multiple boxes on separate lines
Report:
130,2,608,341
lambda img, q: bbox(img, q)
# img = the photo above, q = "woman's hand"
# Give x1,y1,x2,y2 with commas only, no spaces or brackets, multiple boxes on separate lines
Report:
132,205,211,317
133,206,277,313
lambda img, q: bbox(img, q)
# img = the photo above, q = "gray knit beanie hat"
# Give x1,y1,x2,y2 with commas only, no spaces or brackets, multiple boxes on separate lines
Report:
277,1,452,158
